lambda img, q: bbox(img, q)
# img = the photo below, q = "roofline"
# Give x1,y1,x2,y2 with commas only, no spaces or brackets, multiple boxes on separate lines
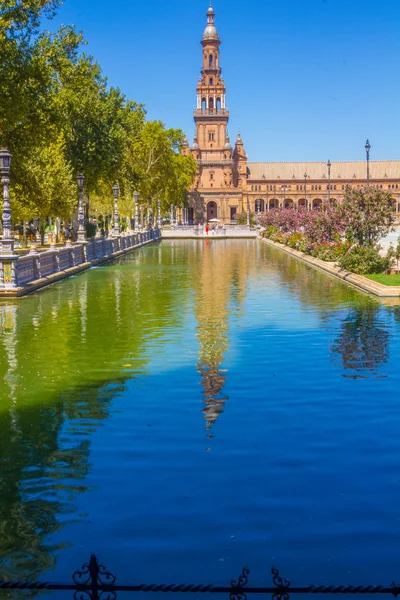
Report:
247,160,400,164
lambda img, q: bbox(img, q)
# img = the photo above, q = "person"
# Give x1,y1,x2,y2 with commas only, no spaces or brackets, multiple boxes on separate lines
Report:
205,224,209,236
212,225,215,235
64,226,70,242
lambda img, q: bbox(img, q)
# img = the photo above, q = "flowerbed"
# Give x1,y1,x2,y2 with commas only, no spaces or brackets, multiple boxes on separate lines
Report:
260,197,395,276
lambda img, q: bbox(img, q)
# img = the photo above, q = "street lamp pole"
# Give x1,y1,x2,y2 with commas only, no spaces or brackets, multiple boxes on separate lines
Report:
365,139,371,185
77,173,86,242
304,172,308,210
327,160,331,204
157,199,161,229
134,191,139,231
112,183,120,236
246,199,250,228
0,148,18,288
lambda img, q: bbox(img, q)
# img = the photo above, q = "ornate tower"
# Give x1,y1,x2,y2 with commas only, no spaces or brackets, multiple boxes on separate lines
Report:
189,2,241,223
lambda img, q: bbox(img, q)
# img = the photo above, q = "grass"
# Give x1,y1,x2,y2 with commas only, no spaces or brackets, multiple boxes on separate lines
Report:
364,273,400,286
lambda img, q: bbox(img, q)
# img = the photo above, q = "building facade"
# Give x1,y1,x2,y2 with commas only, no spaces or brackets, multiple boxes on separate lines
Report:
185,3,400,223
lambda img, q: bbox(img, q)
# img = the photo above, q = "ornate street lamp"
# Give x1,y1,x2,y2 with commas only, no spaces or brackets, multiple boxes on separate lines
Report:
134,191,139,231
157,199,161,229
147,197,152,230
76,173,86,242
281,184,287,208
0,148,18,288
112,183,120,236
365,139,371,185
304,173,308,210
327,160,331,204
246,199,250,228
0,148,13,253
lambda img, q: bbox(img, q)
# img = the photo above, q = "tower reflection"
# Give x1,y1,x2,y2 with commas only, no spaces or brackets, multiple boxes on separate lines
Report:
192,240,248,435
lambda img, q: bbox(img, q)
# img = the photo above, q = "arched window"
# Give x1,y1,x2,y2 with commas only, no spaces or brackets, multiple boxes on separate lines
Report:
311,185,314,191
201,98,206,113
209,78,213,85
209,55,213,66
208,97,214,111
216,97,221,112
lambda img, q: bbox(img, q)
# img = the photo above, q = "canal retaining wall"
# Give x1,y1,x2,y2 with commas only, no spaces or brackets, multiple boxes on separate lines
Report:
260,236,400,298
0,230,161,298
162,225,258,238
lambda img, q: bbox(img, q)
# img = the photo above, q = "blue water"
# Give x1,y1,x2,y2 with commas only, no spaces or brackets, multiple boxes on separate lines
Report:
1,239,400,592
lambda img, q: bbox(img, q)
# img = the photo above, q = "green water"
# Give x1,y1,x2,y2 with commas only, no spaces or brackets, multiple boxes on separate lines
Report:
1,240,400,590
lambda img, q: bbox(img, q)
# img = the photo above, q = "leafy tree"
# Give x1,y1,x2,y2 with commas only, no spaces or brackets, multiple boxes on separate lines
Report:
339,186,396,247
11,134,76,240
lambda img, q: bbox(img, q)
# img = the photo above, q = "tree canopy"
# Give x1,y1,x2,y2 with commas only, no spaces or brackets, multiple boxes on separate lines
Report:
0,0,197,226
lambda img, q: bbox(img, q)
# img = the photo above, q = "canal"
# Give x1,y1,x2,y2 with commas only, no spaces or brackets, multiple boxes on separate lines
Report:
1,239,400,591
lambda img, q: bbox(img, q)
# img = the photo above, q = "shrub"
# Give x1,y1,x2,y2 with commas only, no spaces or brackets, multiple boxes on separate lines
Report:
309,242,349,261
337,245,391,275
85,222,97,239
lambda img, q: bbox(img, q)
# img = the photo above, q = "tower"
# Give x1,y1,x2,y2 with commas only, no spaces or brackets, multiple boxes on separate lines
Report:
189,3,243,223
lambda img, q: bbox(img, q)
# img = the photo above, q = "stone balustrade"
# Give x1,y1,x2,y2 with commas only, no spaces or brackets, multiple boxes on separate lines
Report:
0,229,160,296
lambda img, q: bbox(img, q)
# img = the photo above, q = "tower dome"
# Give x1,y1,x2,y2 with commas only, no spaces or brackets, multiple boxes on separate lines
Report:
202,3,219,41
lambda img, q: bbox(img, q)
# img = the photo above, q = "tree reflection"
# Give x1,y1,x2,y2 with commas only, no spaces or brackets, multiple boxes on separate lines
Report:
0,245,190,581
331,303,389,378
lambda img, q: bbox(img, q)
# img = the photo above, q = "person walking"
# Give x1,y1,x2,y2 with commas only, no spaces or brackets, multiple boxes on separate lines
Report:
205,224,209,236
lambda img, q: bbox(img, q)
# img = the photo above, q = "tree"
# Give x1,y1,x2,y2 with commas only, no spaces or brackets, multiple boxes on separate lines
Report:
121,120,197,213
11,134,76,241
339,186,395,247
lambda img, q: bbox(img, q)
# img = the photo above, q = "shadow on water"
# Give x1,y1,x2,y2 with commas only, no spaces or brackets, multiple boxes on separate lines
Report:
0,240,397,586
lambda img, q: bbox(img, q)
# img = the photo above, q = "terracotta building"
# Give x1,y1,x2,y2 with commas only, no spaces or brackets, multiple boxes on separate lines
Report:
185,3,400,224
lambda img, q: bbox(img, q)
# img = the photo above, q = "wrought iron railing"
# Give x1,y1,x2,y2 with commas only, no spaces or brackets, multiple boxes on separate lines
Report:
1,554,399,600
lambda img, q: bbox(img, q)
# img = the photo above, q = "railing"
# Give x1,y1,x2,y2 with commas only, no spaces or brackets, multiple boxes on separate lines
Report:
9,230,161,291
0,555,398,599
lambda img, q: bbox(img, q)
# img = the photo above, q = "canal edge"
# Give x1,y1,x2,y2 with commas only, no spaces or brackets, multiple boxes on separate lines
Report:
259,236,400,300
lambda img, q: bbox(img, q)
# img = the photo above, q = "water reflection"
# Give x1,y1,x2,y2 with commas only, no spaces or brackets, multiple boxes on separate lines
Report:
331,303,390,379
0,240,398,584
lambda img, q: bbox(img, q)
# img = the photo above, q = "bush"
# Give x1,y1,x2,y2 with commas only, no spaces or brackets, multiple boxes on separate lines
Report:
337,245,391,274
309,242,349,261
85,222,97,239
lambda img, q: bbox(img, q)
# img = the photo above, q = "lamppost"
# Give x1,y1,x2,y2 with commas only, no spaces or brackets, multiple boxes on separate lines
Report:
112,183,120,236
0,148,18,288
147,197,152,230
304,173,308,210
327,160,331,204
365,139,371,185
246,199,250,228
134,191,139,231
0,148,13,254
274,184,276,208
77,173,86,242
157,199,161,229
281,184,287,208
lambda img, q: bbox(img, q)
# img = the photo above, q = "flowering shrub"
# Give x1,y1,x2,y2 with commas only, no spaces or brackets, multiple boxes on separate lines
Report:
309,242,350,262
260,187,396,275
337,245,391,274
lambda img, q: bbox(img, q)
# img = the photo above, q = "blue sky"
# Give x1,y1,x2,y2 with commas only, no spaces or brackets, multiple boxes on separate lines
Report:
49,0,400,162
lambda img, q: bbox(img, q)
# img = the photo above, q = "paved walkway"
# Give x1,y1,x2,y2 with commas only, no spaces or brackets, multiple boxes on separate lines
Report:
380,226,400,250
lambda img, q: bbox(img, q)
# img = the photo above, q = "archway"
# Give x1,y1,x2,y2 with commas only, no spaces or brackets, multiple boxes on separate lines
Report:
313,198,322,210
298,198,306,209
269,199,278,209
255,199,265,212
207,201,217,221
284,198,294,209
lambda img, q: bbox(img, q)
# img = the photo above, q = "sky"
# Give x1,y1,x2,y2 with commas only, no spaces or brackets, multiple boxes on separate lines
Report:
48,0,400,163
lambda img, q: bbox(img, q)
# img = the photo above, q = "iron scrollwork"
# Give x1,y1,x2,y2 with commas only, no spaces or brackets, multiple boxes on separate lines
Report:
73,554,116,600
272,568,291,600
230,568,250,600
